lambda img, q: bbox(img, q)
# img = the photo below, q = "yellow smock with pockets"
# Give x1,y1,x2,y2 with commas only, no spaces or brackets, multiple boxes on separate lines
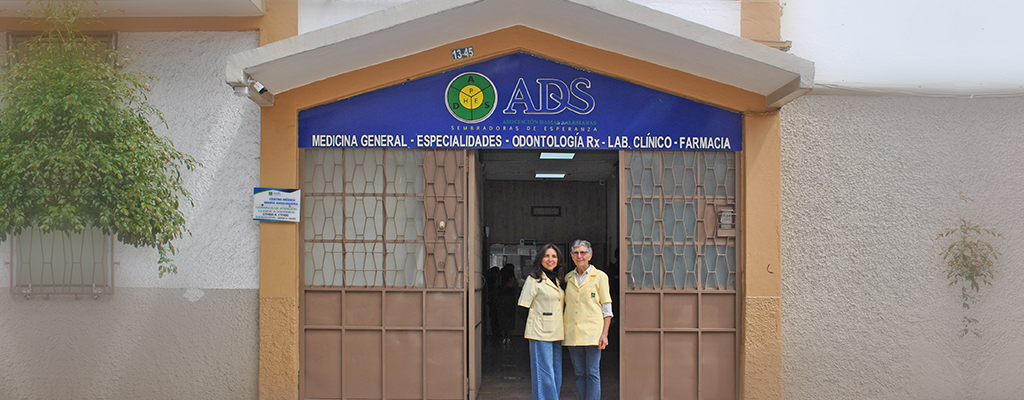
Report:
517,273,565,341
563,265,612,346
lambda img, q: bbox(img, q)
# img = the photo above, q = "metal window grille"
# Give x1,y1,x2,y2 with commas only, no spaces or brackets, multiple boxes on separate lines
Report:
9,228,115,296
303,148,428,288
624,151,737,290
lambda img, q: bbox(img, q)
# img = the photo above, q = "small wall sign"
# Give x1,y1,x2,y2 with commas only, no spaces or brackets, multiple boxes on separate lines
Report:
253,188,301,222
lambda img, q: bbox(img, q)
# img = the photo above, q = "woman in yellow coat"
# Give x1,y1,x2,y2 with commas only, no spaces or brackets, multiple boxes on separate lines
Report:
517,243,566,400
563,239,613,400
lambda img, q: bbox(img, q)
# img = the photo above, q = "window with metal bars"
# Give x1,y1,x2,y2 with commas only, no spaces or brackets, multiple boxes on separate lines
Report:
5,32,119,296
10,228,114,296
303,148,427,287
624,151,737,290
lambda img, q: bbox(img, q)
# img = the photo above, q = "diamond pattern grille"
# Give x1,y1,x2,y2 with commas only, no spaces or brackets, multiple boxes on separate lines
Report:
624,151,737,290
301,148,467,400
303,149,464,288
423,150,466,289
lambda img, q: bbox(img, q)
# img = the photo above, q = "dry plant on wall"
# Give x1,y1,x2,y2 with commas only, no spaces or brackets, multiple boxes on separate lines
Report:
0,0,197,277
937,192,1002,338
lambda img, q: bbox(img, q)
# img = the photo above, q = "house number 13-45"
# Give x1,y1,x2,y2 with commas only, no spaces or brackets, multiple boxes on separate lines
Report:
451,46,474,60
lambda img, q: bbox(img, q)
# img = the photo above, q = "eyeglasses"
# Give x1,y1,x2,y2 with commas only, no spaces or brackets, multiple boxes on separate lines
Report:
571,251,589,256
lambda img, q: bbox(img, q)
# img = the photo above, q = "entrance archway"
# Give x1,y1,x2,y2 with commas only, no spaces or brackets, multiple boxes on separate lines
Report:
234,3,812,397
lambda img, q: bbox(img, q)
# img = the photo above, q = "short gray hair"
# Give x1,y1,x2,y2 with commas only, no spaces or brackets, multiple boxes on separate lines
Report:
570,239,592,254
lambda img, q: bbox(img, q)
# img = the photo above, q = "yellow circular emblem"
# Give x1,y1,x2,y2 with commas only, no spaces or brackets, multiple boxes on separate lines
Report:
459,85,483,110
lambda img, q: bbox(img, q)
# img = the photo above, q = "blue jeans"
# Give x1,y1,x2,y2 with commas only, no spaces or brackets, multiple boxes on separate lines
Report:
568,345,602,400
528,339,562,400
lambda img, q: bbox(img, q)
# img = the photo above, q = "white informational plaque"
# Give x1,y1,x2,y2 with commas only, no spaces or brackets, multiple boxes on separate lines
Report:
253,188,301,223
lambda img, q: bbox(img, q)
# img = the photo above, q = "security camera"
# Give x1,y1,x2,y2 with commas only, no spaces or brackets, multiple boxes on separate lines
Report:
252,80,267,94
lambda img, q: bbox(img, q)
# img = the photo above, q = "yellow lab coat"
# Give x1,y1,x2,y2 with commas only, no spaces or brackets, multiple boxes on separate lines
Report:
563,265,612,346
517,273,565,341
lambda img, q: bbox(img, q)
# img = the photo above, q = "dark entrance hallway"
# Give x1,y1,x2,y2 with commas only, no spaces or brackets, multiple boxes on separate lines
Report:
478,150,620,399
477,335,620,400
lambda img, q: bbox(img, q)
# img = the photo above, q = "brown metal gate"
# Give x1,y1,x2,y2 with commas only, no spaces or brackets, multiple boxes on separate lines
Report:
619,150,740,400
300,148,470,400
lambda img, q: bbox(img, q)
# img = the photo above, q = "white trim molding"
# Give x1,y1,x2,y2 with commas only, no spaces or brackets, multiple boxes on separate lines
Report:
225,0,814,108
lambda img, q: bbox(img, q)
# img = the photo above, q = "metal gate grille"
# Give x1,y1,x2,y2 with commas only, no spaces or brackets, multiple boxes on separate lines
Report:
620,150,739,400
301,148,467,400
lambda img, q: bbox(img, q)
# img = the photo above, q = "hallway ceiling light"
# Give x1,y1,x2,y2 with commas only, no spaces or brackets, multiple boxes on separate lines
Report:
539,152,575,160
535,171,566,179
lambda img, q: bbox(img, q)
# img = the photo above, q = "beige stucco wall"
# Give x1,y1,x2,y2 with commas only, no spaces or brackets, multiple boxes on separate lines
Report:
781,94,1024,399
0,288,259,399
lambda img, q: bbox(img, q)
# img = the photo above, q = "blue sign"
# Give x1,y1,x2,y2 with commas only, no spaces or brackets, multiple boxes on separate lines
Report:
299,53,741,151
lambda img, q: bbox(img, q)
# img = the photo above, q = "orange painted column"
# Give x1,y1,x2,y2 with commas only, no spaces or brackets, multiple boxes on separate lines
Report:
740,2,785,399
259,98,301,400
260,0,299,46
741,0,781,42
741,0,791,50
256,1,300,399
741,112,783,400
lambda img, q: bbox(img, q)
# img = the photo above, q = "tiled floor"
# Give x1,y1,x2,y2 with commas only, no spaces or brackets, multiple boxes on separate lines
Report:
477,336,620,400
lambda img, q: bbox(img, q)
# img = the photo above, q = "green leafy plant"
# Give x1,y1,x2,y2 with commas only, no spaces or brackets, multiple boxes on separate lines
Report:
937,193,1002,338
0,1,197,277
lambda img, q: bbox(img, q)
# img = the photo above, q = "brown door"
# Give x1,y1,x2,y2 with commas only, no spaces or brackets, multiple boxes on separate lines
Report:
300,148,469,399
619,151,740,400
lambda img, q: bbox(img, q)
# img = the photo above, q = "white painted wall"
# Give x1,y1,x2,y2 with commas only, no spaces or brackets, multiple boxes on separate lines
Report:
112,32,262,290
631,0,740,36
299,0,414,34
298,0,740,36
783,0,1024,86
781,95,1024,399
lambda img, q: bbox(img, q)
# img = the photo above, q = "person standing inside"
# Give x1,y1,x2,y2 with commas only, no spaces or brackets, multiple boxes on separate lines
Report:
563,239,613,400
497,263,519,344
517,244,566,400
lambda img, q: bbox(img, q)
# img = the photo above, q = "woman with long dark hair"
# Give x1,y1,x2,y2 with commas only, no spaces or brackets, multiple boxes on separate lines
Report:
517,243,566,400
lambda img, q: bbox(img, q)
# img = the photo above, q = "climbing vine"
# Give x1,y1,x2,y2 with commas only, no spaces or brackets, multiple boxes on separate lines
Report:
937,193,1002,338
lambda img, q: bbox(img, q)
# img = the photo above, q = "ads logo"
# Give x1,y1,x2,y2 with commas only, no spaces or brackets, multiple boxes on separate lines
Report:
446,72,496,123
